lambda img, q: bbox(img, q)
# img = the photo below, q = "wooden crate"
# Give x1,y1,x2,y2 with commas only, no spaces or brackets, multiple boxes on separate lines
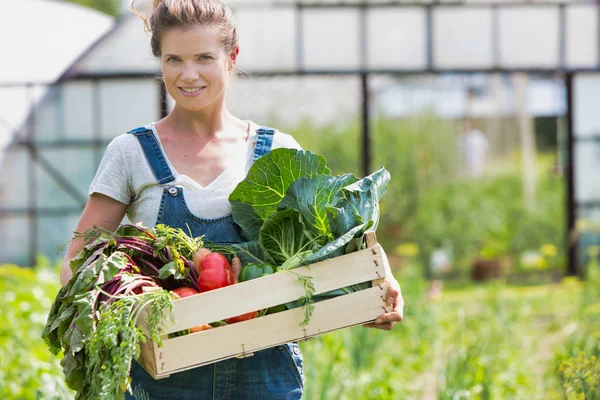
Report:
137,232,392,379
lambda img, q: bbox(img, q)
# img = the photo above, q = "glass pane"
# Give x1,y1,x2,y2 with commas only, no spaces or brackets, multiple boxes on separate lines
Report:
227,75,361,175
99,79,160,139
236,8,296,71
0,85,46,142
0,148,30,208
574,74,600,139
367,8,427,70
433,8,493,69
228,75,360,132
33,86,61,141
0,217,30,265
77,16,159,74
38,214,82,262
61,81,95,140
566,6,598,69
575,142,600,203
302,9,360,70
499,7,560,68
36,148,95,209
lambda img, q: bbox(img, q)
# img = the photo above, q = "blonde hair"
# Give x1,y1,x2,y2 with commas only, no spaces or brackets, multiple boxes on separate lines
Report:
132,0,238,58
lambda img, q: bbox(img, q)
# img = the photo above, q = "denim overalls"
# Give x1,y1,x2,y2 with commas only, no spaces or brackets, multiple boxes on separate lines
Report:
125,126,304,400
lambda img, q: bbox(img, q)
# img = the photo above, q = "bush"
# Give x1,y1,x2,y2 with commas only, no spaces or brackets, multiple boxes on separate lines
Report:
0,261,74,399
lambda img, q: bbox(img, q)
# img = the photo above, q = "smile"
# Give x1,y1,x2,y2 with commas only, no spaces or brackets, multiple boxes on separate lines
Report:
179,87,204,93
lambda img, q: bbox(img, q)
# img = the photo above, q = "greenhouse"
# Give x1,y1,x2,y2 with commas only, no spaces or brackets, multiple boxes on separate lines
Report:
1,0,598,272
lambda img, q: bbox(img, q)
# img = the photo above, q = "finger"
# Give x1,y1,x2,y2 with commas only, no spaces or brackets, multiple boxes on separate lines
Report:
363,321,395,331
386,287,399,306
374,311,403,325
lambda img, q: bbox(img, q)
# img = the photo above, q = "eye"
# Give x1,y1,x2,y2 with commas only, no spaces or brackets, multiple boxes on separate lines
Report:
199,55,213,61
166,56,181,63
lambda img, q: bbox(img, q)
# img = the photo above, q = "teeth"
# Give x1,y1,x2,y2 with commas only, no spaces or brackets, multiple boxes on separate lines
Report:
182,87,201,93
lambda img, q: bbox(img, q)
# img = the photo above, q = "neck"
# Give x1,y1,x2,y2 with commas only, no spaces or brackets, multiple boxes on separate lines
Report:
166,100,235,139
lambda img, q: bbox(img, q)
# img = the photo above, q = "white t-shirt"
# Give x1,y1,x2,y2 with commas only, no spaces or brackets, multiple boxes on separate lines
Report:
88,121,302,227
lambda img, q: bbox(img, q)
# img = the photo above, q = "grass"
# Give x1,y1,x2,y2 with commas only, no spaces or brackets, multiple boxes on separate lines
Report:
300,262,597,400
1,259,598,399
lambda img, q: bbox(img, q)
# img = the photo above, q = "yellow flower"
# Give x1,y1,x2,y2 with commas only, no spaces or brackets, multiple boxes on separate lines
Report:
394,242,420,257
540,244,558,257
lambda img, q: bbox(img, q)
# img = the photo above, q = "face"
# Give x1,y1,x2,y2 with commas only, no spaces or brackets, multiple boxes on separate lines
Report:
160,26,237,113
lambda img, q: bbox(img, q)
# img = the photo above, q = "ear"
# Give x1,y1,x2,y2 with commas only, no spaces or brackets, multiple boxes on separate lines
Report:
228,47,240,71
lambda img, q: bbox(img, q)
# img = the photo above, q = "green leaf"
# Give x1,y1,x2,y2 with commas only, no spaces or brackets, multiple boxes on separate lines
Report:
73,291,96,340
230,148,330,240
115,223,153,239
68,252,127,297
258,208,313,266
61,349,86,392
231,241,276,266
279,173,358,239
157,261,184,280
42,285,71,352
303,221,373,265
280,250,314,271
331,167,390,234
97,252,128,285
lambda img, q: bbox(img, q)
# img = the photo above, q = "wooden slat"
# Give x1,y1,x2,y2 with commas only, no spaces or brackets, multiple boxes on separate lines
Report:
136,311,160,377
150,284,390,376
160,245,387,334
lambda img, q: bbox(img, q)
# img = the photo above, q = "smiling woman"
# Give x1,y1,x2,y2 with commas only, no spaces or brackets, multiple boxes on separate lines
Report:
57,0,403,398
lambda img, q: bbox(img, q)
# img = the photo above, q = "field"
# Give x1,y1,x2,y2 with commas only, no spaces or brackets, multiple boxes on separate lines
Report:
1,258,598,399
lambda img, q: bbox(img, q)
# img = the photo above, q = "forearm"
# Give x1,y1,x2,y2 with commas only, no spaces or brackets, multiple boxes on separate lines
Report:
60,193,128,286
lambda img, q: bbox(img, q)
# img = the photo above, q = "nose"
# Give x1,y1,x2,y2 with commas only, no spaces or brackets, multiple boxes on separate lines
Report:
181,61,199,81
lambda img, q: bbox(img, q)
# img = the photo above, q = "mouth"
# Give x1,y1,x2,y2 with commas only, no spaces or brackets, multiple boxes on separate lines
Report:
178,86,206,95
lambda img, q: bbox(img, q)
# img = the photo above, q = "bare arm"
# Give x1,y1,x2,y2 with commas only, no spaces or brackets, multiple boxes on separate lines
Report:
60,193,127,286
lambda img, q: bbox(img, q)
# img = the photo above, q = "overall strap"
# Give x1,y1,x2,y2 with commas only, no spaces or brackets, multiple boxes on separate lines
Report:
252,127,276,161
127,127,176,185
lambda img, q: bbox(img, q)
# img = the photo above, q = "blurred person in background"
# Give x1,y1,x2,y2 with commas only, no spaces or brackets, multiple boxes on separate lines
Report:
458,116,490,178
58,0,404,398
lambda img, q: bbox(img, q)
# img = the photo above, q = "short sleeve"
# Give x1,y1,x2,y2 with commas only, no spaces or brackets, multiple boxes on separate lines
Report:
273,131,303,151
88,137,132,205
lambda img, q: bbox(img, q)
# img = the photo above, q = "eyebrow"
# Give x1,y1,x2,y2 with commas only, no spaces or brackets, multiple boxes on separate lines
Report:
163,52,214,58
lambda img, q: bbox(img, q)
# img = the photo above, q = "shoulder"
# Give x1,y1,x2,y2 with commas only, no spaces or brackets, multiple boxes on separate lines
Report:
249,121,302,150
103,125,154,158
272,130,302,151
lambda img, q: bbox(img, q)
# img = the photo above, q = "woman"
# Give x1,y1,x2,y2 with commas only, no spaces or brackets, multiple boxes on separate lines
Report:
59,0,403,398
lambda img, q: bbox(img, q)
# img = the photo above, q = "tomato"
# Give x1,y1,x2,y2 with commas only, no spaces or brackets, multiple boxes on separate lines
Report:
197,252,235,292
225,311,258,324
171,287,200,298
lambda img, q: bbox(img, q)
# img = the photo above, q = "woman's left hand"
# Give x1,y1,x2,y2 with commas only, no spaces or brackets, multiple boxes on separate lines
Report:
364,276,404,331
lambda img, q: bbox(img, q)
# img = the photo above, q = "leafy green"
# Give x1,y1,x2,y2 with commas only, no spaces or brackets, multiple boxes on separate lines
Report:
83,291,173,400
230,241,276,266
227,148,391,324
230,149,330,239
43,224,203,399
258,209,314,266
157,261,185,280
279,173,358,239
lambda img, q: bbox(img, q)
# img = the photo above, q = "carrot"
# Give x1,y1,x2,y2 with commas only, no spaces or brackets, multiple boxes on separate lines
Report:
231,256,242,282
192,248,212,274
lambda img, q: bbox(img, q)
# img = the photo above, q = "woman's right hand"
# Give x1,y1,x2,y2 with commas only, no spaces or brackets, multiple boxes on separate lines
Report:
60,193,127,286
